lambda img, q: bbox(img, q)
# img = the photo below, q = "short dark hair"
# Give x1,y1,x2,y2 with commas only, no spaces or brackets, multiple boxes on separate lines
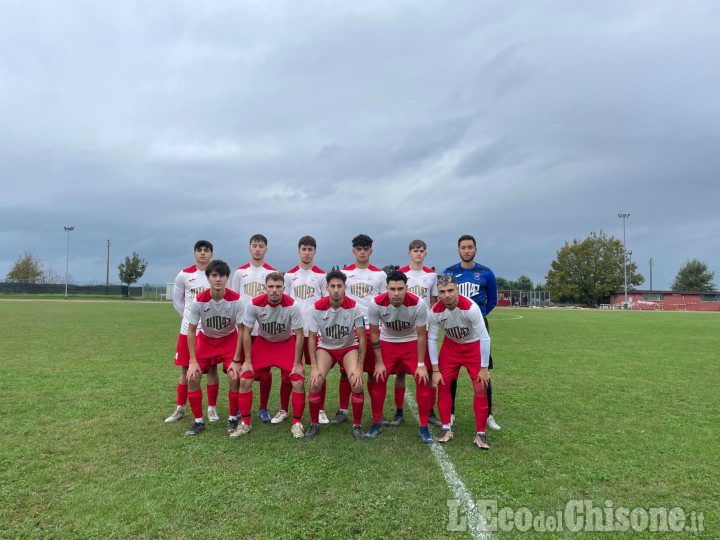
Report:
265,271,284,284
408,239,426,251
437,273,457,287
298,235,317,249
194,240,213,252
352,234,373,248
386,270,408,285
249,234,268,246
458,234,476,247
205,260,230,278
326,269,347,284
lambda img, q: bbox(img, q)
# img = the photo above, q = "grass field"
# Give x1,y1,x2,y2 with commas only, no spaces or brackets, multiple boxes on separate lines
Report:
1,302,717,539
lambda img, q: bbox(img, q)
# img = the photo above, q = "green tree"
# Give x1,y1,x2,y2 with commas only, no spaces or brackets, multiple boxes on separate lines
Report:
495,276,511,290
545,230,644,307
511,275,534,291
118,252,148,289
6,250,44,283
671,259,716,291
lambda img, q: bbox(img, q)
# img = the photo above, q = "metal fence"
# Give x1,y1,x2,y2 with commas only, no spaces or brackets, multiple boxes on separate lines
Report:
0,281,166,298
498,290,552,307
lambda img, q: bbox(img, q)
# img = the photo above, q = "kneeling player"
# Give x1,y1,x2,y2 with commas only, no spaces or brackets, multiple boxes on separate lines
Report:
306,270,367,440
429,274,492,449
184,260,244,436
367,271,432,442
231,272,306,438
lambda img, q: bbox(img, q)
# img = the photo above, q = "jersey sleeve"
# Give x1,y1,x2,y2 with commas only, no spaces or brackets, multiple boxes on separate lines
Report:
309,308,320,334
284,272,292,294
318,274,327,297
353,308,365,329
429,274,438,298
485,269,498,314
367,301,381,326
378,272,388,294
241,303,257,328
230,269,242,295
415,304,428,328
173,272,185,317
185,299,201,326
290,304,304,331
234,300,245,326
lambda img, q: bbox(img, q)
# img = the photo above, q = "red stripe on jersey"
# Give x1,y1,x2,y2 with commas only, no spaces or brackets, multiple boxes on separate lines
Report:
342,264,383,272
432,294,474,312
253,293,295,307
235,262,277,271
374,292,421,307
314,296,356,310
182,265,198,273
398,265,435,274
195,289,240,302
287,265,326,274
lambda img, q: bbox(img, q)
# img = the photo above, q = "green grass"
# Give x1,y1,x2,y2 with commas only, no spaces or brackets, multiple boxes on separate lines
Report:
1,303,717,539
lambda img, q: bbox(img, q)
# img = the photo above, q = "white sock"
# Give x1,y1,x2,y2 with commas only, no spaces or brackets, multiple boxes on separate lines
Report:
195,417,204,424
228,415,238,420
339,409,348,414
442,423,451,430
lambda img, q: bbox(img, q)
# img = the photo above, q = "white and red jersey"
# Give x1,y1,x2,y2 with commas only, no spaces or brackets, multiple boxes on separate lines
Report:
242,293,304,343
174,265,210,334
398,266,438,310
341,264,387,324
284,265,326,337
367,292,428,343
230,262,276,300
186,289,244,340
428,294,491,367
310,296,365,350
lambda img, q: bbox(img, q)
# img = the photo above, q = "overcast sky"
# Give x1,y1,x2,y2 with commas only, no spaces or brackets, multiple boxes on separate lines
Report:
2,1,718,291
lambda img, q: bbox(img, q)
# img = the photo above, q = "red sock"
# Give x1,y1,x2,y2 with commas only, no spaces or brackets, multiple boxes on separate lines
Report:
394,386,405,409
320,379,327,408
351,391,364,426
177,383,188,407
238,390,253,426
229,390,239,417
370,378,387,423
309,391,322,424
438,381,452,426
188,389,203,419
259,372,272,410
339,377,351,410
472,380,489,432
291,391,305,424
280,373,292,412
207,383,219,407
416,380,433,427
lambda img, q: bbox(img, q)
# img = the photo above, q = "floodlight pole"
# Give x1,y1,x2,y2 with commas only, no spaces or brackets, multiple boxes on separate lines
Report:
649,258,654,291
618,213,630,308
106,239,111,286
64,226,75,299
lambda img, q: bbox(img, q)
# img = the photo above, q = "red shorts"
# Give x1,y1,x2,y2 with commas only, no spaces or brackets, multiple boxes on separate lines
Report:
380,340,418,375
240,336,304,381
438,340,482,381
361,328,376,374
317,345,359,371
196,331,238,374
175,333,190,367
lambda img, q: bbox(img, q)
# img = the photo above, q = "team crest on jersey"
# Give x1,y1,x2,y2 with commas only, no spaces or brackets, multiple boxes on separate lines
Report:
350,283,373,298
474,273,482,280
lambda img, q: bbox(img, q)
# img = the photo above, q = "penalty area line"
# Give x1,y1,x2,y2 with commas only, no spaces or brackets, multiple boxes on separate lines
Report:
405,390,494,540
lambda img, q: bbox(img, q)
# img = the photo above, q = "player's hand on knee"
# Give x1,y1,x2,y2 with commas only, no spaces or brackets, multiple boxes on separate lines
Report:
239,360,254,376
431,371,444,388
373,364,387,383
415,365,429,386
476,367,490,388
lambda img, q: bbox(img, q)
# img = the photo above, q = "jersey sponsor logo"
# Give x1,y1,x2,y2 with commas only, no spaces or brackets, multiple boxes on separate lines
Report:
205,316,232,330
244,282,264,297
324,324,350,339
445,326,470,339
457,282,480,299
203,307,211,312
260,313,267,317
455,274,463,278
350,282,374,298
189,286,207,299
293,284,316,300
384,320,411,332
261,321,286,335
408,285,427,298
322,316,330,321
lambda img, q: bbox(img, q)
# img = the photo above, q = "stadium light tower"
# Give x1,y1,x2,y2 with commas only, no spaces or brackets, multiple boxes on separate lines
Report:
64,226,74,299
618,213,630,308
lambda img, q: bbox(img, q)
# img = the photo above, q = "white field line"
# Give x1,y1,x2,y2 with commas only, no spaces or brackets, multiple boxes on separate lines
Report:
405,390,495,540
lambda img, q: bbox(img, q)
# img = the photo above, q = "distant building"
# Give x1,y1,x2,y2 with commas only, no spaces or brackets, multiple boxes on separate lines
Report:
610,290,720,311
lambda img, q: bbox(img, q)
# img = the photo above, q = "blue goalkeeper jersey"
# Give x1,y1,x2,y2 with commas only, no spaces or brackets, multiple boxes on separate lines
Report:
443,262,498,317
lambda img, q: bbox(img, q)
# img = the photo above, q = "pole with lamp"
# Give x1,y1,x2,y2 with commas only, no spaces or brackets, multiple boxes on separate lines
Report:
618,213,630,309
64,226,74,299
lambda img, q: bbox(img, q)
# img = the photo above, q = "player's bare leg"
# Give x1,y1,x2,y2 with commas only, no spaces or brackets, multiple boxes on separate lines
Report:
306,350,334,439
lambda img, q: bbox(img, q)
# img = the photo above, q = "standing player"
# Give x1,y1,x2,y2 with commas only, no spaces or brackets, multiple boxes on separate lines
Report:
230,272,306,438
367,271,433,442
305,270,367,440
276,236,329,425
334,234,387,425
443,234,501,431
429,274,492,449
393,239,438,427
230,234,277,424
165,240,214,424
184,260,244,436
